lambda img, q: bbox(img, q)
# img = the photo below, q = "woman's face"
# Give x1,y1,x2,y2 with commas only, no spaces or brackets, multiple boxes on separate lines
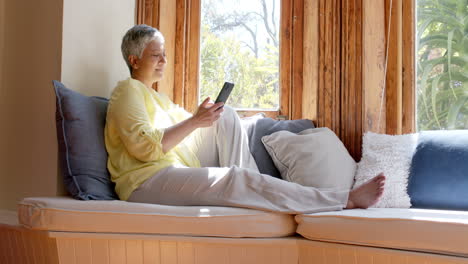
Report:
132,39,167,83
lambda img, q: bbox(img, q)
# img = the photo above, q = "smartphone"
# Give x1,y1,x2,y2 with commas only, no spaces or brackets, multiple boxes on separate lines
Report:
215,82,235,105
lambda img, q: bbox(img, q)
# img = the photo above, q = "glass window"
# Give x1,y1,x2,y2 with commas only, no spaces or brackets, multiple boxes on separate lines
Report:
416,0,468,130
199,0,281,110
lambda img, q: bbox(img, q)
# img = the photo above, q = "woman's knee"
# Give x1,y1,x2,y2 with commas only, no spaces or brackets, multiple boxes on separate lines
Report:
221,105,236,116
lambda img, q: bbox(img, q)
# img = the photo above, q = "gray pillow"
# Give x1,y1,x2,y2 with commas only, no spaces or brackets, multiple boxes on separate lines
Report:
248,118,315,178
54,80,117,200
262,127,356,189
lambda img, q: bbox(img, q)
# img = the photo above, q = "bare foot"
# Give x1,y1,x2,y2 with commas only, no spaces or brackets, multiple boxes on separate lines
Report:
346,173,385,209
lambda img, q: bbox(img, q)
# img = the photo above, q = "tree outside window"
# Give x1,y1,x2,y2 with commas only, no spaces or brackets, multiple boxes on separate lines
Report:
416,0,468,130
199,0,280,110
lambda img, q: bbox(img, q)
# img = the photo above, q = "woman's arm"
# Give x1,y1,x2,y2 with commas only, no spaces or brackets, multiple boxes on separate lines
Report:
111,86,167,162
161,97,224,153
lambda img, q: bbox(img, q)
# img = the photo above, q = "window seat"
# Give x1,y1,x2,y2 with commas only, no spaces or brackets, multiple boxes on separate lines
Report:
17,196,296,238
296,208,468,258
2,197,468,264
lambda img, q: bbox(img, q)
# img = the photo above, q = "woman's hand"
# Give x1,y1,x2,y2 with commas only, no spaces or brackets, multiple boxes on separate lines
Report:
161,98,224,153
192,97,224,128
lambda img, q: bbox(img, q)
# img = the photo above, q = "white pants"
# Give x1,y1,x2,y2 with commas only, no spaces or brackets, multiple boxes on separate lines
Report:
128,107,349,214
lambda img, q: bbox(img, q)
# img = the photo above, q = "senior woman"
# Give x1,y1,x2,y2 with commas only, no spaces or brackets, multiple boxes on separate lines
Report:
105,24,385,214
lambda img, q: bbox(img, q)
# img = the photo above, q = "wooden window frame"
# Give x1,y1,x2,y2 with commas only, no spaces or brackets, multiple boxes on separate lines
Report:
401,0,416,134
136,0,160,92
174,0,304,119
136,0,416,160
384,0,415,134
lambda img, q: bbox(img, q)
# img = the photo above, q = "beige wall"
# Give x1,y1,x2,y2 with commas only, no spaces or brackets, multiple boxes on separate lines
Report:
0,0,63,210
61,0,135,97
0,0,135,210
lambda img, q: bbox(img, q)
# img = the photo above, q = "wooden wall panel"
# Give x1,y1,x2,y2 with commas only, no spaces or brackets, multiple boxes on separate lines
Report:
137,0,144,24
315,0,369,159
158,0,177,101
299,240,468,264
108,239,126,263
174,0,187,107
317,0,341,133
0,225,59,264
74,239,92,263
172,0,201,113
362,0,415,138
363,0,386,134
136,0,161,93
402,0,415,134
333,0,341,135
291,0,304,120
302,0,319,121
280,0,293,118
315,0,414,159
137,0,177,100
91,239,109,263
137,0,160,28
385,0,403,135
340,0,363,160
184,0,201,113
381,0,415,135
52,235,299,264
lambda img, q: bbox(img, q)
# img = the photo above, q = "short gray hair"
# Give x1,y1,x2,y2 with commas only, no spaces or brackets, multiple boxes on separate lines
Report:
121,24,164,73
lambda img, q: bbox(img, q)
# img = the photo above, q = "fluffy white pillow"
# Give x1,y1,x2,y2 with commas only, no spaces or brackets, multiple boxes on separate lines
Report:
353,132,418,208
262,127,356,190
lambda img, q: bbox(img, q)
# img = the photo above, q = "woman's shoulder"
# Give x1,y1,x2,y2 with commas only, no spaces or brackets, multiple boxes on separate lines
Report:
107,78,146,112
115,78,146,93
110,78,145,99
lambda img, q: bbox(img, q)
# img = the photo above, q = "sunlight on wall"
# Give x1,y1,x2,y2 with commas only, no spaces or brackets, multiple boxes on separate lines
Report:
0,0,136,210
61,0,135,98
0,0,63,210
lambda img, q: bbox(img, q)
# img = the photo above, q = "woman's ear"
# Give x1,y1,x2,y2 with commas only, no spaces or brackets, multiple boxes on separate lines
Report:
128,55,139,70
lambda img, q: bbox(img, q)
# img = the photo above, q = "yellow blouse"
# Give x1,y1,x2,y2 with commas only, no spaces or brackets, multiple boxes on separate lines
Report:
105,78,201,200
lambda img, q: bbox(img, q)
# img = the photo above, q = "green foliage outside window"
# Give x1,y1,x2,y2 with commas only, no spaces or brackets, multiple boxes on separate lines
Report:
199,0,280,110
417,0,468,130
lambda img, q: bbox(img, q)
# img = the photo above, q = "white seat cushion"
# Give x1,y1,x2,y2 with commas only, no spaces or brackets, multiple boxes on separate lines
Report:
296,208,468,257
18,197,296,238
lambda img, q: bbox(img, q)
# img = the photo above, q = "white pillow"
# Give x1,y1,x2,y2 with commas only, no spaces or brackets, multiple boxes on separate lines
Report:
353,132,418,208
261,127,356,190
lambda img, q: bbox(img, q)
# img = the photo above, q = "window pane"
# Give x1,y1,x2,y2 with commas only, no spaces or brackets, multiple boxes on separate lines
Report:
200,0,280,110
416,0,468,130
